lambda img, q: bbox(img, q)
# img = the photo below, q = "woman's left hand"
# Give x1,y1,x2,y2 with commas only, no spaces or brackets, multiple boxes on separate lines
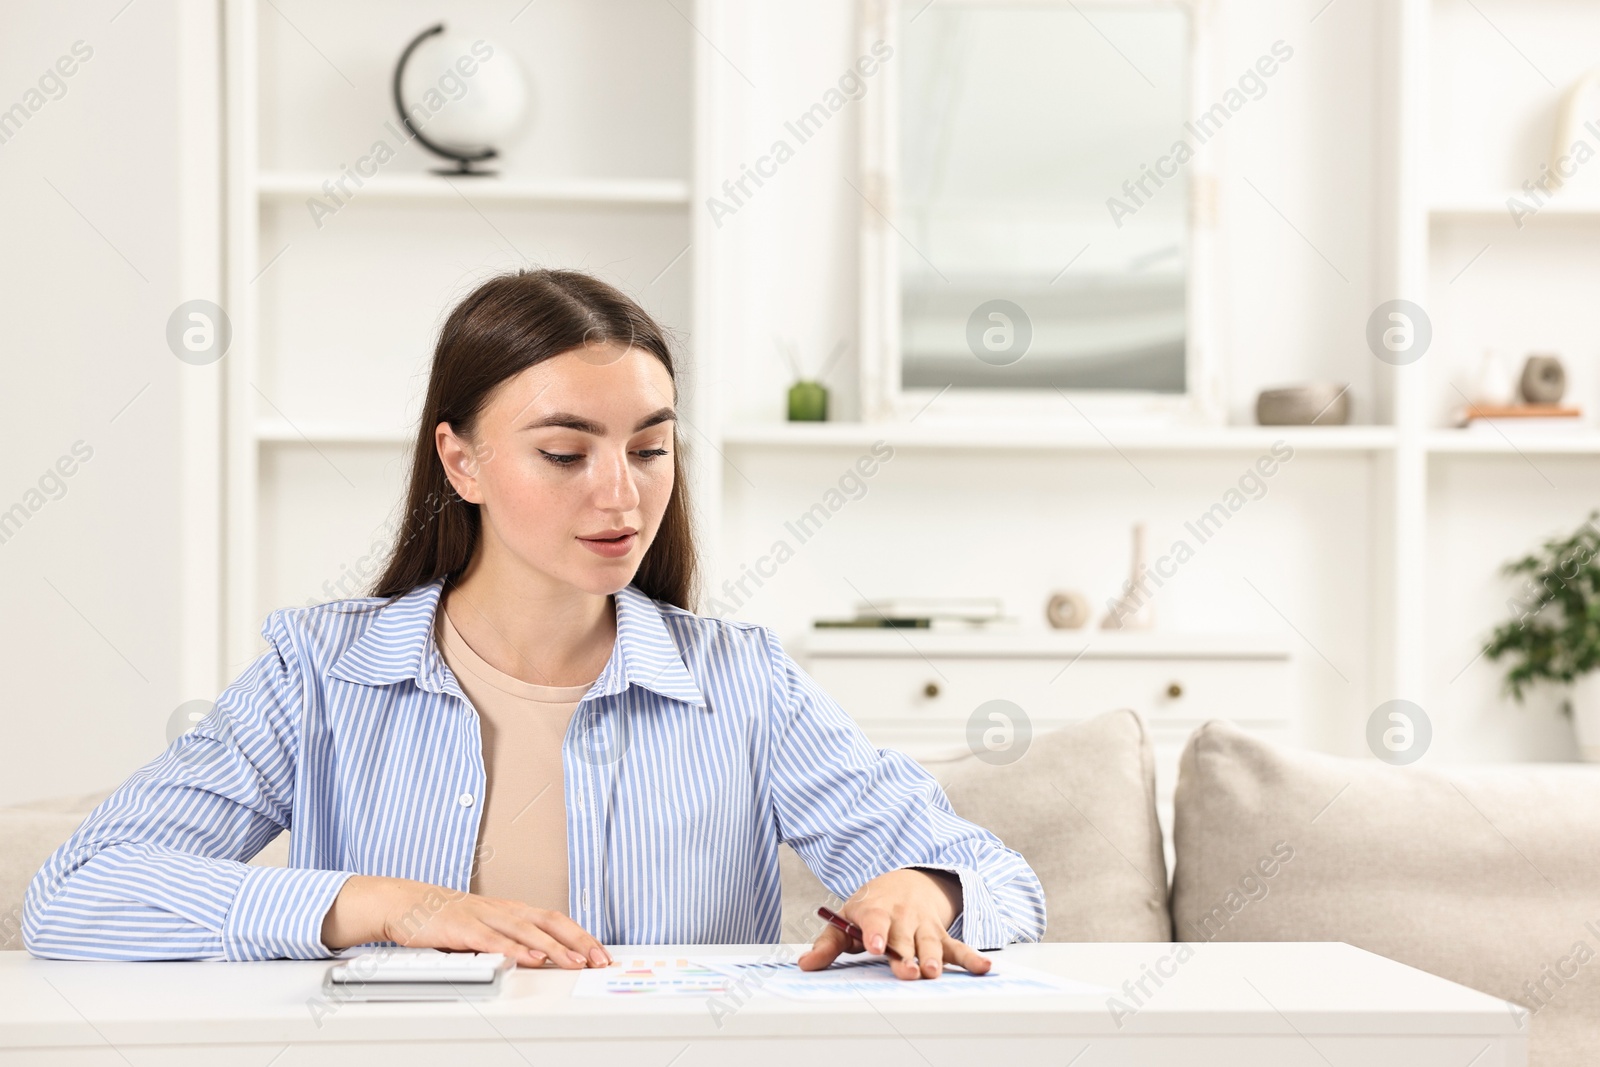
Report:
796,867,993,980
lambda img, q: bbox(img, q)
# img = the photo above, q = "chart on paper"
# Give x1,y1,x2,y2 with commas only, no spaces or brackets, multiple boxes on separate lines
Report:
571,956,741,997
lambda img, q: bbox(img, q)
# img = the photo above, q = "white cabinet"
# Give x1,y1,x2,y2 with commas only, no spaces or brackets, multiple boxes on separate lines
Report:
799,630,1294,873
801,630,1293,753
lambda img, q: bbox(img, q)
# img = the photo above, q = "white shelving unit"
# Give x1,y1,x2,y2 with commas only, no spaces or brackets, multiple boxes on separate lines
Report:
221,0,702,673
1393,0,1600,758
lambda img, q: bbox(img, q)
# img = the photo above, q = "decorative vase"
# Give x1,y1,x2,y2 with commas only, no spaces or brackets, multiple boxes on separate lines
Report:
1101,523,1155,630
787,380,828,421
1571,673,1600,762
1471,349,1518,406
1520,354,1567,405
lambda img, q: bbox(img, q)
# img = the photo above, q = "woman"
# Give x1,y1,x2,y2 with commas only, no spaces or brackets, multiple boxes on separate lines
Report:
25,270,1045,979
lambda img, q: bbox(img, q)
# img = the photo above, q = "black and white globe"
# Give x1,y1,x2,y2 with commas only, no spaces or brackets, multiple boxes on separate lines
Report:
395,25,529,174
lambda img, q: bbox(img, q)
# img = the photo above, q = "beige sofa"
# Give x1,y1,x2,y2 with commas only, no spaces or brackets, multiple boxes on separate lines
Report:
5,711,1596,1064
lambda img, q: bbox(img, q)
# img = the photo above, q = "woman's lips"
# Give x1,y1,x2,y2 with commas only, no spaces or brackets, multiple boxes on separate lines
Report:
578,531,637,558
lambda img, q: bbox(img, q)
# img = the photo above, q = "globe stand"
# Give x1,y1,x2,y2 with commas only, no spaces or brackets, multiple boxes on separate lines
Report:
395,23,504,178
430,155,499,178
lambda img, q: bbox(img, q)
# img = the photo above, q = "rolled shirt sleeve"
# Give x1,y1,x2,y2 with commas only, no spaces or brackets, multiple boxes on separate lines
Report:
763,630,1047,949
23,611,354,961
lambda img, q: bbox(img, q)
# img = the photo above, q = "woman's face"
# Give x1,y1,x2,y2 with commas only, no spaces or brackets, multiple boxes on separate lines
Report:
437,343,677,597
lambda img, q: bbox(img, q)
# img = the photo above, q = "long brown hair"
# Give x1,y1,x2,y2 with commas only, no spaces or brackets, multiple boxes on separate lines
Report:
367,268,698,610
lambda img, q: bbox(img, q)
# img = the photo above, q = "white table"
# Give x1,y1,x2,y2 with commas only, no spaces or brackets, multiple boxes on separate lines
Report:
0,942,1525,1066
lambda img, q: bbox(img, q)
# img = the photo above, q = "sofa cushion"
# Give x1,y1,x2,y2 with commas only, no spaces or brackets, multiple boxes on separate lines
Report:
0,810,88,950
1171,719,1600,1067
0,791,290,951
9,790,119,815
779,708,1172,944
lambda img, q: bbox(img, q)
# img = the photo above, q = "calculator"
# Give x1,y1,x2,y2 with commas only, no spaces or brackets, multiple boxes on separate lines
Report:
323,948,515,1001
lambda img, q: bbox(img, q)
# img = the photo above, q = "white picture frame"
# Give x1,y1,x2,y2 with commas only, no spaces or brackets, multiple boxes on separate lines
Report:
856,0,1223,428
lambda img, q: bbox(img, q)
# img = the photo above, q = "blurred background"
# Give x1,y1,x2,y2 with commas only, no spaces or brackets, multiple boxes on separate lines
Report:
6,0,1600,814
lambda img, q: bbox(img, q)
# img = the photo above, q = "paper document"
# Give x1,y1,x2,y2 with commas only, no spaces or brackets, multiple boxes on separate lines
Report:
571,955,744,997
571,953,1111,1000
700,955,1112,1000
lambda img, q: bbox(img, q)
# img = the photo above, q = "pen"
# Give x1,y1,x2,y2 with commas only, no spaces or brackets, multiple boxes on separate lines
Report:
816,906,904,961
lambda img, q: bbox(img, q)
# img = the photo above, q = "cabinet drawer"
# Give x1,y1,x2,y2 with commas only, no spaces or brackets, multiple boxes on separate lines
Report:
803,653,1290,732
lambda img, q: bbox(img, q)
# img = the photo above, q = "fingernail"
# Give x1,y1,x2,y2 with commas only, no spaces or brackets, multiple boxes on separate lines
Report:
589,947,609,967
570,951,588,966
871,936,884,953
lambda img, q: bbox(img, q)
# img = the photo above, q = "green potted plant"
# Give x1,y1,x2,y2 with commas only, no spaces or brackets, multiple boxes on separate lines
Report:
1483,510,1600,761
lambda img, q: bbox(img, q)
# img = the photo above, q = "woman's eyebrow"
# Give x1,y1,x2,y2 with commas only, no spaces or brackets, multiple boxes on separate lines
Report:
519,406,677,435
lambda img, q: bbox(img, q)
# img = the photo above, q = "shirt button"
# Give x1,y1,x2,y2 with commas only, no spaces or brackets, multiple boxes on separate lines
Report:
458,792,474,807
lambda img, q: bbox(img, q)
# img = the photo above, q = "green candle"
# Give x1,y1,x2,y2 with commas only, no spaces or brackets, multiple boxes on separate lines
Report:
787,380,828,422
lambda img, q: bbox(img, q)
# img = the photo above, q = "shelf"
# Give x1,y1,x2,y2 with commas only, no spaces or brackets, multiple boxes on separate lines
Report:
256,420,411,445
720,422,1398,453
256,419,1403,454
256,171,691,206
1430,195,1600,223
1427,430,1600,455
258,422,1600,455
801,628,1291,660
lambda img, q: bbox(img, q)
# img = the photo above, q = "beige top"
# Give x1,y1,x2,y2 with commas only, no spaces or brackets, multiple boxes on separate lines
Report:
436,606,594,914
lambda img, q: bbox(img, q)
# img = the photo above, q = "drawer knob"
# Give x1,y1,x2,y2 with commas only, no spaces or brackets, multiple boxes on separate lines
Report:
923,681,940,699
1166,682,1183,699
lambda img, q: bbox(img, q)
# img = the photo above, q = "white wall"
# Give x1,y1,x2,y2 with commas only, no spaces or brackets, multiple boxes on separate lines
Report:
0,0,194,804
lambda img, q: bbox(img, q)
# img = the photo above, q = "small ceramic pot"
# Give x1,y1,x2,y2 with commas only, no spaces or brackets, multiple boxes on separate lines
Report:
1255,383,1350,426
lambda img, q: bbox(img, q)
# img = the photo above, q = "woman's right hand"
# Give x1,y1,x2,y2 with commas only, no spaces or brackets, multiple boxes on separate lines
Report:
320,875,610,969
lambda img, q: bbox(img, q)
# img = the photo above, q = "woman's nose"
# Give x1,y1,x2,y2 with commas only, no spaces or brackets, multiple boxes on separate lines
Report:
590,448,640,510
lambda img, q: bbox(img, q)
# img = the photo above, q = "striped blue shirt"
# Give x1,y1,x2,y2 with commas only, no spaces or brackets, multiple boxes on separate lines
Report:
24,579,1046,961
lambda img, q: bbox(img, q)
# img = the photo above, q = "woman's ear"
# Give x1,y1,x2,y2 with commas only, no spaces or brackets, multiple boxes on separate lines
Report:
435,422,488,505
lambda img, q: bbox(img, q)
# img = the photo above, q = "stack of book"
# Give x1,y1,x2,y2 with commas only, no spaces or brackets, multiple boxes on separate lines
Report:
813,597,1016,630
1458,403,1584,433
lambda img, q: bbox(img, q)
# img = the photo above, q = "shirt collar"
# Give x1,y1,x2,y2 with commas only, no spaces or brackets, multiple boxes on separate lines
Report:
327,578,707,709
